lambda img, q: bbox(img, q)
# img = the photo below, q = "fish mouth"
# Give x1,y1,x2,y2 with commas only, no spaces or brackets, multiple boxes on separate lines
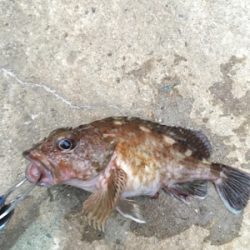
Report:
23,151,54,187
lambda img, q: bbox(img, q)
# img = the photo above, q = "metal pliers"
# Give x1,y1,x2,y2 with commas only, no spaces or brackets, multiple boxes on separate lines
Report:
0,177,36,230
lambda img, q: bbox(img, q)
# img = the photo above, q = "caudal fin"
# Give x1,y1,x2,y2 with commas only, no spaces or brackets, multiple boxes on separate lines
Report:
212,163,250,214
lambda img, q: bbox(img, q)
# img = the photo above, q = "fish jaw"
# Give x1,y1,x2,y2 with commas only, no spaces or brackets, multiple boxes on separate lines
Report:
25,162,54,186
23,149,55,186
63,176,100,193
23,148,97,187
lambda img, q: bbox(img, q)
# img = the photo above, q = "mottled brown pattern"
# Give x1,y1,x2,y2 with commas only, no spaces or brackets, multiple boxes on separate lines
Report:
24,116,217,189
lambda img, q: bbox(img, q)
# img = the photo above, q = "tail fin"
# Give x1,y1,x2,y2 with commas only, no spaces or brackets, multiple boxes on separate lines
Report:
212,163,250,214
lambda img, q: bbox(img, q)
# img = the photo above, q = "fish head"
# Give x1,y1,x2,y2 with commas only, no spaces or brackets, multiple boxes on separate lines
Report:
24,127,96,187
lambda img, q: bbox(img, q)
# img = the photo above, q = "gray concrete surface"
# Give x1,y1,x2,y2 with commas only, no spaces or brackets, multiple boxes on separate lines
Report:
0,0,249,249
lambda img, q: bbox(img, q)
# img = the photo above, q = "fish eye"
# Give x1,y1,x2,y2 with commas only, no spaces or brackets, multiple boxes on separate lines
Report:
57,138,75,151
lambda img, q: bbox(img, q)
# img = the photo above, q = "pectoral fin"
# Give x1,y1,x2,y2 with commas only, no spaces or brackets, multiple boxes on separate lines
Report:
116,199,146,224
83,167,127,231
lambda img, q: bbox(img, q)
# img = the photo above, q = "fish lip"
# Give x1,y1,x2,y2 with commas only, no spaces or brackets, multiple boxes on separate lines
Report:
25,161,53,187
23,151,54,187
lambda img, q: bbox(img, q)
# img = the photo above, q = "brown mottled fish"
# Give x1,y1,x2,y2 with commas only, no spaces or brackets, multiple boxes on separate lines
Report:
24,117,250,231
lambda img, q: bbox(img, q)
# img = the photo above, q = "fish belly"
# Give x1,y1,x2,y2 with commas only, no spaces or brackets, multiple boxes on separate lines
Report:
118,158,161,198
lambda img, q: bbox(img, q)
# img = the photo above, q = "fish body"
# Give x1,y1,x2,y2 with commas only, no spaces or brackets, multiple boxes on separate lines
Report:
24,117,250,230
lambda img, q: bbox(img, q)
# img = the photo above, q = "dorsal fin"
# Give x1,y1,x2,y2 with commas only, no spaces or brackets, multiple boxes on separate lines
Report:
88,116,212,160
126,117,212,160
155,125,212,160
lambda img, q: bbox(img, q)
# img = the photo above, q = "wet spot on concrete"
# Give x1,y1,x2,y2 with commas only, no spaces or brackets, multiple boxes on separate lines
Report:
67,51,78,65
161,75,181,94
130,185,242,245
6,182,242,247
81,225,104,242
107,52,112,57
127,59,155,83
0,195,45,250
54,186,105,243
245,150,250,162
209,56,248,117
154,90,195,127
173,53,187,66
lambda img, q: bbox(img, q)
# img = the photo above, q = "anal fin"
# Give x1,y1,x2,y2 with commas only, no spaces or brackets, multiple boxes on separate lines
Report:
164,181,208,203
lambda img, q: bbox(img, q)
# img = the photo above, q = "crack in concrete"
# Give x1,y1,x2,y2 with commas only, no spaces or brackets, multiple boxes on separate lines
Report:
1,68,121,112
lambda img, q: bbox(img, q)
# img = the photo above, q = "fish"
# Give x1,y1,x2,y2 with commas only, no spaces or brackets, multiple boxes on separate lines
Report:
23,116,250,231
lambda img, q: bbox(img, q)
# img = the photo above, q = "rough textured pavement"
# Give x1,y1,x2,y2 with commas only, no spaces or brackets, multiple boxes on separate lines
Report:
0,0,250,249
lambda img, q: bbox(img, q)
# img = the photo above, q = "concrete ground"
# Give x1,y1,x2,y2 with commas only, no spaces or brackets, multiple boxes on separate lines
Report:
0,0,249,249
